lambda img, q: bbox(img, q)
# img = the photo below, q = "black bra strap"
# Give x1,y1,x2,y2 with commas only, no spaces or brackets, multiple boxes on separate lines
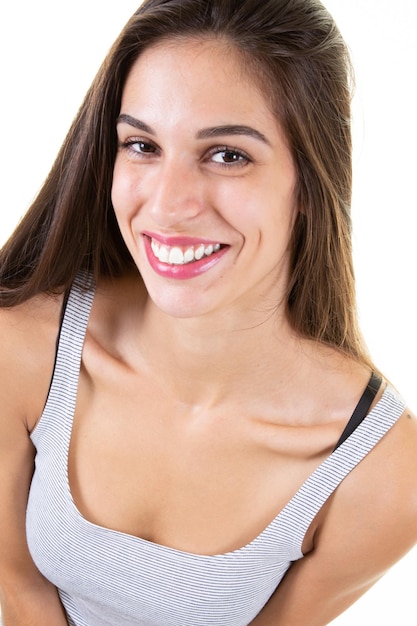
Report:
333,371,383,451
43,289,71,409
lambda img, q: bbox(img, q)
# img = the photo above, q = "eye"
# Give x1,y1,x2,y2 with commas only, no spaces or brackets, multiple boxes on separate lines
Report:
119,138,159,157
208,147,251,168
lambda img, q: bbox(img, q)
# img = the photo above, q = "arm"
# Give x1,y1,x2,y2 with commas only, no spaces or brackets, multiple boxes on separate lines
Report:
249,409,417,626
0,298,69,625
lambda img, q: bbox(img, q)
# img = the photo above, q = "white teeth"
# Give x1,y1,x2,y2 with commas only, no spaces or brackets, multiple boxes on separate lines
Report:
149,238,222,266
158,245,169,263
168,247,184,265
194,244,205,261
183,247,194,263
151,239,159,256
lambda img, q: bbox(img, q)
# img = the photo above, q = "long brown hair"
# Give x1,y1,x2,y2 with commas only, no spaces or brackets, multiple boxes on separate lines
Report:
0,0,369,363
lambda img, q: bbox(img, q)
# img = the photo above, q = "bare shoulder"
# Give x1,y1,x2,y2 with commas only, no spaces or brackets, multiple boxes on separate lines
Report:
344,399,417,513
317,396,417,574
351,400,417,531
0,292,64,429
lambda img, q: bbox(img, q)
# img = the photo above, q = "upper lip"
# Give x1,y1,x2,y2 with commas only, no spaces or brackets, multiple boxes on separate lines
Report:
142,231,226,247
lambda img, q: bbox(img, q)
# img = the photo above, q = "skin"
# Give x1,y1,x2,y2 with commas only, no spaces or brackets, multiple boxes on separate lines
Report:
112,40,298,323
1,38,417,625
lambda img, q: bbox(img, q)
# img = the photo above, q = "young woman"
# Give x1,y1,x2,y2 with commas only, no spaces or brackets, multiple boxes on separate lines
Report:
0,1,416,624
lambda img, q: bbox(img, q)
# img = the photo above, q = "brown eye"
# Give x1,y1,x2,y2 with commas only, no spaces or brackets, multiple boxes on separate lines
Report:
119,138,160,159
126,140,157,154
210,148,250,166
136,141,157,153
223,151,241,163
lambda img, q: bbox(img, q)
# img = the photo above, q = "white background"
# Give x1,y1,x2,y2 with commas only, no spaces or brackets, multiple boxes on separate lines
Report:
0,1,416,623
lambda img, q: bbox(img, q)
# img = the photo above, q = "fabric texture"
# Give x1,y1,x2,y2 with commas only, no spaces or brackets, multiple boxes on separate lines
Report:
23,273,405,626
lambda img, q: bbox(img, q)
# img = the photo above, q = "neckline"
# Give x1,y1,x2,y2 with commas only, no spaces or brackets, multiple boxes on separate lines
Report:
63,386,401,561
34,275,405,560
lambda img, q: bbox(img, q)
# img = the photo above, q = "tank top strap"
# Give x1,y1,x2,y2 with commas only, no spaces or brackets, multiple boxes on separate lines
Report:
30,272,95,446
273,386,406,558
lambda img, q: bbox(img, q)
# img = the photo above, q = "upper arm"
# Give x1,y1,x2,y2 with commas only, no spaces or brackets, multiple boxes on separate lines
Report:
250,409,417,626
0,399,37,592
0,297,62,598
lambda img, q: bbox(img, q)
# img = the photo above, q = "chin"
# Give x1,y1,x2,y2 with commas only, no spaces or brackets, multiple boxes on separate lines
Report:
146,287,216,320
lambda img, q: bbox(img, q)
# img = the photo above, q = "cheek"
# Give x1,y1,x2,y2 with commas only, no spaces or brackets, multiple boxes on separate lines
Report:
211,182,259,231
221,181,295,235
110,164,142,257
111,160,140,220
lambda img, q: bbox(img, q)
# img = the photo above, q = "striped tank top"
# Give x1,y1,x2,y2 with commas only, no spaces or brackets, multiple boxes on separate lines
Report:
23,274,406,626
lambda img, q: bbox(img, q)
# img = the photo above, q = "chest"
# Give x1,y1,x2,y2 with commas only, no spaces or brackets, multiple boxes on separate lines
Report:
67,364,333,557
27,348,315,626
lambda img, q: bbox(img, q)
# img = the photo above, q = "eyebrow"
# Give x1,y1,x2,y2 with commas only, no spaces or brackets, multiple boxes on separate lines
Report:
116,114,271,146
116,114,155,134
196,125,270,146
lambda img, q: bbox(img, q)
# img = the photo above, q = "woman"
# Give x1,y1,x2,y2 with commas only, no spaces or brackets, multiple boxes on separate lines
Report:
0,0,416,624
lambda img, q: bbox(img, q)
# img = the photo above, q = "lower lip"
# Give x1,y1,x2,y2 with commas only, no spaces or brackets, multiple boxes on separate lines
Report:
143,236,229,280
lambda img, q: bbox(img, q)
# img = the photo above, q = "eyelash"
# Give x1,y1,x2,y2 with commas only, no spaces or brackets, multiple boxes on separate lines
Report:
206,146,251,168
120,139,159,157
118,138,252,168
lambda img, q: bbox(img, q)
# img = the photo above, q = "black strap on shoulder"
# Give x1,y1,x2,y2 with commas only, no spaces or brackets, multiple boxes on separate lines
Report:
44,289,71,408
333,371,383,452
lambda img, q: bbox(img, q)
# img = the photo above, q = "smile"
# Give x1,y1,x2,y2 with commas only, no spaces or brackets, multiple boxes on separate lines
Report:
150,238,222,265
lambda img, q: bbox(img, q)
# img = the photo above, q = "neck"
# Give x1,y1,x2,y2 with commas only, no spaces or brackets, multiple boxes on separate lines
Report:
137,296,304,409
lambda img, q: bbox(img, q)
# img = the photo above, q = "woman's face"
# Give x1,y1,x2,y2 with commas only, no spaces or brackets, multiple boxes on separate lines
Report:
112,38,297,320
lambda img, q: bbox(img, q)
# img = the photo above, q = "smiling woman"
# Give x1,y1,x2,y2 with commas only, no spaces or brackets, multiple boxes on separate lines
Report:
111,39,297,316
0,1,416,626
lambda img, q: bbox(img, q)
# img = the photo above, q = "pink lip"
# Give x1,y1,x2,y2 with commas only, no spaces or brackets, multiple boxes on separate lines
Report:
142,234,229,280
143,231,222,247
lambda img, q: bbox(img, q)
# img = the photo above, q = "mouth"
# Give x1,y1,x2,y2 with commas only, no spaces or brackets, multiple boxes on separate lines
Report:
146,236,225,266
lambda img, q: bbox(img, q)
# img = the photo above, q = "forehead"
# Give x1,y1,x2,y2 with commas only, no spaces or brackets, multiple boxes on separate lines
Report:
121,38,276,125
126,36,254,86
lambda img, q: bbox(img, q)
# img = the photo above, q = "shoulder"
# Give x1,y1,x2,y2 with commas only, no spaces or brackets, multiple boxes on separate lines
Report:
0,293,64,429
347,399,417,531
284,396,417,619
342,395,417,512
256,409,417,626
316,394,417,574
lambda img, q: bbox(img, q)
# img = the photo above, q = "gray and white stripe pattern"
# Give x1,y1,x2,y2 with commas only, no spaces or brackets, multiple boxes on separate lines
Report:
21,274,406,626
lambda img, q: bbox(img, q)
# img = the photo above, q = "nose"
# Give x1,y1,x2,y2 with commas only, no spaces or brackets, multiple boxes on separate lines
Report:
147,157,206,229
